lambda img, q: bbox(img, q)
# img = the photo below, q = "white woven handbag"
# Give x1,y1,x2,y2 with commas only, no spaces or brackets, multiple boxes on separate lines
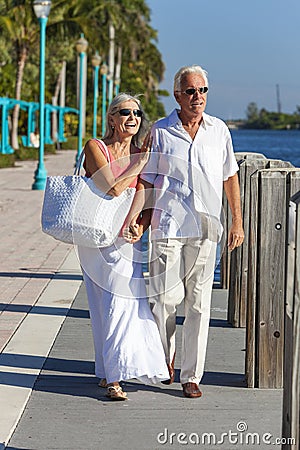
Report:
41,143,135,248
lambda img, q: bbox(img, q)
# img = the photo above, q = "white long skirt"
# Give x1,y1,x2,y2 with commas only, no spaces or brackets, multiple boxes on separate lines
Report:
77,238,169,384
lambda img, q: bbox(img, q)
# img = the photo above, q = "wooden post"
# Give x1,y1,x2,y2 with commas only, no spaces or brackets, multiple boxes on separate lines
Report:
267,159,294,169
282,190,300,449
221,154,262,289
221,152,266,289
220,189,231,289
246,169,260,387
234,152,267,160
228,157,294,328
228,157,267,326
258,170,287,388
246,169,300,388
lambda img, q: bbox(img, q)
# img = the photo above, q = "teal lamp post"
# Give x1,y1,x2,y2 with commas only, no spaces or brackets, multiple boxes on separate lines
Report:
75,34,88,164
100,62,108,137
32,0,51,190
114,79,120,96
91,51,101,138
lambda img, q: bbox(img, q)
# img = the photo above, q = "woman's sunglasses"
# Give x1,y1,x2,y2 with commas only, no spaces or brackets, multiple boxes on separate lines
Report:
117,108,143,117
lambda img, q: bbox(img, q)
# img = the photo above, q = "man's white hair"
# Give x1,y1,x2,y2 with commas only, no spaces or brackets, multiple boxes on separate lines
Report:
173,65,209,92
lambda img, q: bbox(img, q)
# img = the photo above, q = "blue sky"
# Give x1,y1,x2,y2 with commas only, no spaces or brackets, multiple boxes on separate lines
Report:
146,0,300,120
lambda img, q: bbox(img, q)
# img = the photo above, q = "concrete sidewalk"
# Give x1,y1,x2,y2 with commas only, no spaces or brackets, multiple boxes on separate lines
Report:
5,288,283,450
0,150,283,450
0,149,80,352
0,150,83,447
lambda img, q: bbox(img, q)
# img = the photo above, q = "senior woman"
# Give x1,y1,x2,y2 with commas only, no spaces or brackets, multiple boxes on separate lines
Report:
77,93,169,401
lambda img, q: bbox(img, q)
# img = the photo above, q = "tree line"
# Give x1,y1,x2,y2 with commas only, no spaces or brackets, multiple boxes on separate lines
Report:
243,102,300,130
0,0,168,149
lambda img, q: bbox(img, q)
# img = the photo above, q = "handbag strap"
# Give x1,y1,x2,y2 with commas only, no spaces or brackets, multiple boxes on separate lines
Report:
74,139,111,176
74,148,85,175
95,139,111,164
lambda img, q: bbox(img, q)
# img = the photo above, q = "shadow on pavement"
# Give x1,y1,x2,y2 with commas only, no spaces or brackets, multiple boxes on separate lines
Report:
0,354,246,393
0,303,89,318
0,354,93,374
0,272,83,281
202,371,246,387
176,316,232,328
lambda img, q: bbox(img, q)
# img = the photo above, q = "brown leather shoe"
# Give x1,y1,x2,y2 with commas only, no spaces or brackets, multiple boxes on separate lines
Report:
182,382,202,398
161,352,176,385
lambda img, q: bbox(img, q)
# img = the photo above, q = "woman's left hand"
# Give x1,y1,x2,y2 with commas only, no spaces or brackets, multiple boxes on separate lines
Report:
123,223,143,243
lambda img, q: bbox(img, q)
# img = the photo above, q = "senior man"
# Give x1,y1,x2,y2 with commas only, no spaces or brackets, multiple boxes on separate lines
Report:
140,65,244,398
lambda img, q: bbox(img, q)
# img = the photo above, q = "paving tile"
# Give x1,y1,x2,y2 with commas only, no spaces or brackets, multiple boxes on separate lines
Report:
0,150,77,349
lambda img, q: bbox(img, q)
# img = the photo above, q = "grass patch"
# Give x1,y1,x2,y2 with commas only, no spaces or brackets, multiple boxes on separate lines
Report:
0,153,15,168
14,144,56,161
15,147,39,160
60,136,78,150
0,135,88,168
45,144,56,154
60,135,93,151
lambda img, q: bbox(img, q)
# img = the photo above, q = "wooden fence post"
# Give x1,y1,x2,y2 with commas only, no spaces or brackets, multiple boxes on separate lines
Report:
221,153,267,290
227,156,267,326
228,158,294,328
246,169,260,387
246,169,300,388
282,190,300,449
221,185,232,289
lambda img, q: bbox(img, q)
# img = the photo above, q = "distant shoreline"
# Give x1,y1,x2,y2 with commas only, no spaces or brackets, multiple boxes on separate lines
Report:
226,120,300,130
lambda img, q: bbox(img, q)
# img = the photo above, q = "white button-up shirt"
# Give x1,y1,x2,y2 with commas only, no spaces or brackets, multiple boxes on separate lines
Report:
141,109,238,241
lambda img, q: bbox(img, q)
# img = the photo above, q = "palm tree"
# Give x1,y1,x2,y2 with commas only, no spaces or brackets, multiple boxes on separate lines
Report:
0,0,85,149
81,0,166,117
49,0,167,119
0,1,40,149
0,0,166,147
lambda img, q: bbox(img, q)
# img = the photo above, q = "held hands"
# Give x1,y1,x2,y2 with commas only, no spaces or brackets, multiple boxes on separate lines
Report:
123,221,144,244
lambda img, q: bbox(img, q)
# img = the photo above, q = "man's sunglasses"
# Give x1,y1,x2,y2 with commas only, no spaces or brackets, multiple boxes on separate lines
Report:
180,87,209,95
117,108,143,117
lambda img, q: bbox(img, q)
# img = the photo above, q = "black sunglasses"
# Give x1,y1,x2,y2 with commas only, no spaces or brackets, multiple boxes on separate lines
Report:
117,108,143,117
181,87,209,95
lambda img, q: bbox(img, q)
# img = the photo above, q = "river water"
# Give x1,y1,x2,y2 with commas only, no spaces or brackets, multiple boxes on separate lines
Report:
231,129,300,167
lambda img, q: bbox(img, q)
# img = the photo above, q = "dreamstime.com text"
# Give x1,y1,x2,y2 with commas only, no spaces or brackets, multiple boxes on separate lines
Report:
156,421,296,446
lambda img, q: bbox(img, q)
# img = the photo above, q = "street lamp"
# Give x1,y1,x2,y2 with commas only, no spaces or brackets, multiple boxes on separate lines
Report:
114,78,120,96
75,34,88,163
32,0,51,190
100,62,108,136
107,73,113,106
91,51,101,138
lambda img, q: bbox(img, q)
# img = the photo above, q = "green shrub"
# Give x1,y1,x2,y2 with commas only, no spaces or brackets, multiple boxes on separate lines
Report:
0,153,15,168
15,147,39,160
44,144,56,154
14,143,56,161
60,135,93,150
60,136,78,150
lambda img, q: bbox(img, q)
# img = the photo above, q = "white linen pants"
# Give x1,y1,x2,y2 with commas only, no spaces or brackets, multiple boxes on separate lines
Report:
149,238,217,385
